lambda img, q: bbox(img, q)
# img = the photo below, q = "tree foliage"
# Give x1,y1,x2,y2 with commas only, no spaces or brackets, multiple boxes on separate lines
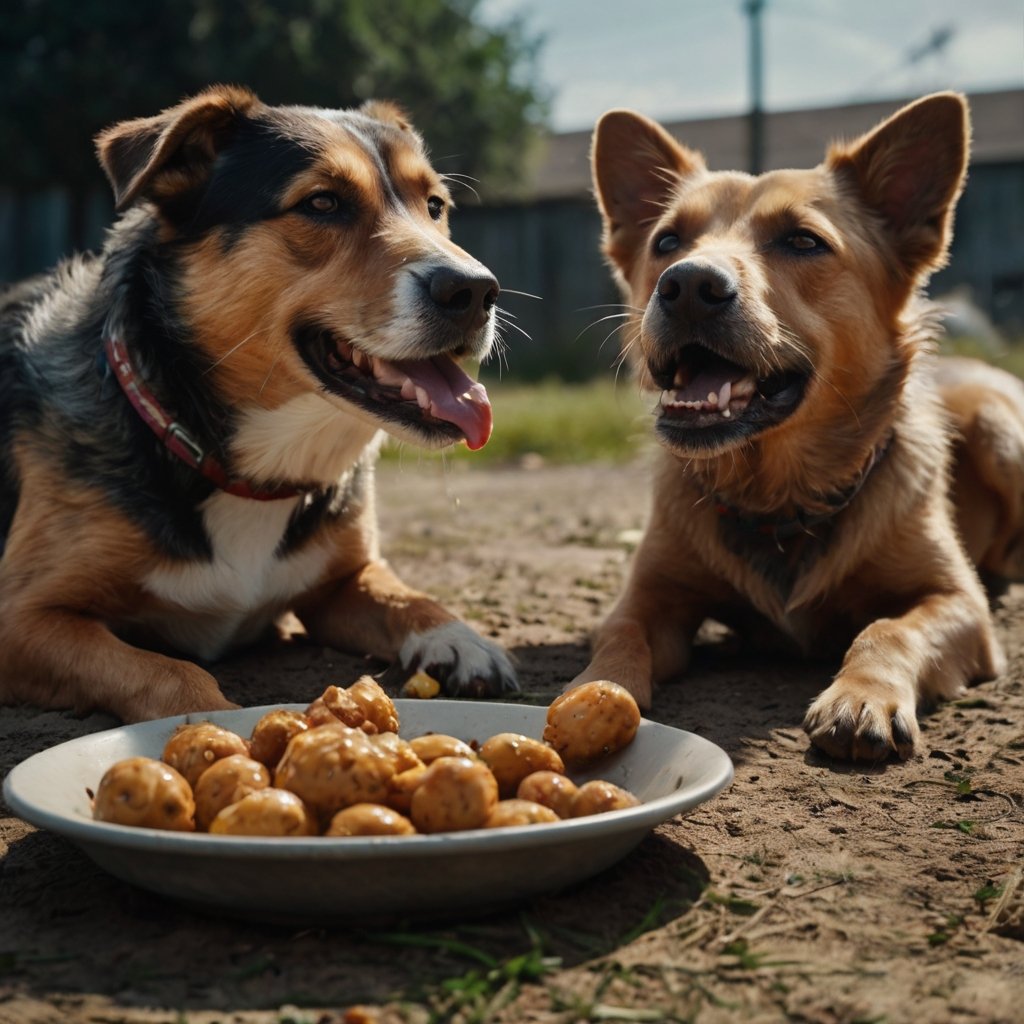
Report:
0,0,548,198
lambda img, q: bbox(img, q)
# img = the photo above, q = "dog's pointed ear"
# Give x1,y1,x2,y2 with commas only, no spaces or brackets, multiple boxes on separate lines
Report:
591,110,704,259
827,92,969,280
96,85,259,211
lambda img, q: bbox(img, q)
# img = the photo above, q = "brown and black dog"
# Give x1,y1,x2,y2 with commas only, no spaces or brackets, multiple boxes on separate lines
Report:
574,92,1024,761
0,85,517,722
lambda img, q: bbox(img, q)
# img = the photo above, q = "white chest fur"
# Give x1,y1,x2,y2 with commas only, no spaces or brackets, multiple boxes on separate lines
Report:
141,491,331,660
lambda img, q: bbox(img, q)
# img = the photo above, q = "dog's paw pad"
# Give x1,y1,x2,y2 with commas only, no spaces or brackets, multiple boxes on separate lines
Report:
397,623,518,699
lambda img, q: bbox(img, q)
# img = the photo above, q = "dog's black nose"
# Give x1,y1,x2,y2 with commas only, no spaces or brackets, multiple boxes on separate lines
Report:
427,265,499,332
657,260,738,322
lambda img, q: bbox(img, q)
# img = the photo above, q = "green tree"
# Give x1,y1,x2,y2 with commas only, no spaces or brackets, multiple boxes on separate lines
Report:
0,0,548,241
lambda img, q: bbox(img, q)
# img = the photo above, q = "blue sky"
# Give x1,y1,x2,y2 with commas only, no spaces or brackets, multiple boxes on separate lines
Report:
480,0,1024,130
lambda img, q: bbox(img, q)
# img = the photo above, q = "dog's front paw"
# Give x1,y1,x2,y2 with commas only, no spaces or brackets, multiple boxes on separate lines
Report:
396,623,518,698
803,677,920,762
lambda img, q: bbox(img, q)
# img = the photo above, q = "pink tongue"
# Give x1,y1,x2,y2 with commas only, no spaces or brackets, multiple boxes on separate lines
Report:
378,355,493,450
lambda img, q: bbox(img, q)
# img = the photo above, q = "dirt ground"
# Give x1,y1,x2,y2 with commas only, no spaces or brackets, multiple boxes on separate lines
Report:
1,456,1022,1024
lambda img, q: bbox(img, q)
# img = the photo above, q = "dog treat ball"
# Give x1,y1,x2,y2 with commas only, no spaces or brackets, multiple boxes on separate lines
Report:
249,709,309,770
347,676,400,734
162,721,249,788
516,770,579,819
306,685,366,730
274,725,397,821
409,733,477,764
484,799,560,828
410,756,499,833
543,681,641,767
193,754,271,831
92,756,195,831
478,732,566,798
325,803,416,837
571,779,640,817
208,788,317,836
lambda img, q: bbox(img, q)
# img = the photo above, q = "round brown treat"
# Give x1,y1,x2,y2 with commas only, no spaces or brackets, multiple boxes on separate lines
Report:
193,754,271,831
409,756,498,833
516,770,579,818
347,676,400,734
478,732,565,798
543,681,641,767
274,724,396,822
385,765,428,813
484,799,560,828
370,733,423,772
249,709,309,770
92,757,195,831
162,722,249,788
306,685,366,730
409,733,476,764
208,788,316,836
325,803,416,836
570,779,641,817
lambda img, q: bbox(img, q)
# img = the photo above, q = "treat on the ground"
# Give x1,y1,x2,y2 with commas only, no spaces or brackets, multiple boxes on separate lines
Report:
348,676,400,733
249,709,309,769
162,722,250,788
92,756,195,831
274,724,397,822
409,756,499,833
409,733,477,764
385,765,429,813
402,670,441,699
325,802,417,837
478,732,566,798
484,798,560,828
208,787,317,836
193,754,271,831
570,779,640,817
516,770,580,819
543,680,641,766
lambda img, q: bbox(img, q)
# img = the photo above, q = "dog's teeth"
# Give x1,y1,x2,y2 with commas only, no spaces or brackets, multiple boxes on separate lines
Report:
415,386,431,410
401,379,417,401
337,340,353,361
707,392,718,406
352,349,366,369
673,368,688,387
718,380,732,412
723,408,732,418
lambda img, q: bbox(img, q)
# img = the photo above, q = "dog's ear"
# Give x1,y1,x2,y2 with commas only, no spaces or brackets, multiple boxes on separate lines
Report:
96,85,259,212
360,100,415,134
827,92,969,280
591,110,704,262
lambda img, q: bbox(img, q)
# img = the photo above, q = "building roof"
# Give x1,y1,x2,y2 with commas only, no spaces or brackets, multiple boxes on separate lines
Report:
522,88,1023,201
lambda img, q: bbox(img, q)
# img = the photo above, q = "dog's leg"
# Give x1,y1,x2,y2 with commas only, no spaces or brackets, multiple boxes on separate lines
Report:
297,559,517,697
0,609,235,723
570,572,703,710
803,589,1003,761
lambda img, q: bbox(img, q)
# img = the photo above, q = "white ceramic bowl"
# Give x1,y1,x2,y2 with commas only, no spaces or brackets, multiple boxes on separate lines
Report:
4,700,733,923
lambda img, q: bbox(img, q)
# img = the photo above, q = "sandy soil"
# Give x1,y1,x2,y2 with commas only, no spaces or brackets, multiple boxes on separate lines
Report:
1,457,1022,1024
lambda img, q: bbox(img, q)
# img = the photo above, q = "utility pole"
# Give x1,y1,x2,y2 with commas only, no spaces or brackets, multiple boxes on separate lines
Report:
745,0,765,174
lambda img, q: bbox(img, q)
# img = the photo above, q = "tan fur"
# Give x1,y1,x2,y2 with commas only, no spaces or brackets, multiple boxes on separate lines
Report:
576,93,1022,761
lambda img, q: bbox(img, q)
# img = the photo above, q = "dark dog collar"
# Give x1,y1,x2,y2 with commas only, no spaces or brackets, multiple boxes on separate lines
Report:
103,333,303,502
712,434,892,540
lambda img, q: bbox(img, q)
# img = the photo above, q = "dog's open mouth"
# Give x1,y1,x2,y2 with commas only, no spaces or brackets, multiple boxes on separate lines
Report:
297,327,492,450
652,344,808,450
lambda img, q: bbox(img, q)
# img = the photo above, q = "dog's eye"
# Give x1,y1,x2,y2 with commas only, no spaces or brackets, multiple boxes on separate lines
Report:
427,196,446,221
302,192,341,216
654,233,681,255
783,232,829,254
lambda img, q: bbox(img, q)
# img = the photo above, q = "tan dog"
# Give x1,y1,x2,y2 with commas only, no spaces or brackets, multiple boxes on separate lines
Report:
575,92,1024,761
0,86,517,722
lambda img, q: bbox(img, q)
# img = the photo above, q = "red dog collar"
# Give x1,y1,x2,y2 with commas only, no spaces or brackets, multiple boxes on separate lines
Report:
103,333,302,502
